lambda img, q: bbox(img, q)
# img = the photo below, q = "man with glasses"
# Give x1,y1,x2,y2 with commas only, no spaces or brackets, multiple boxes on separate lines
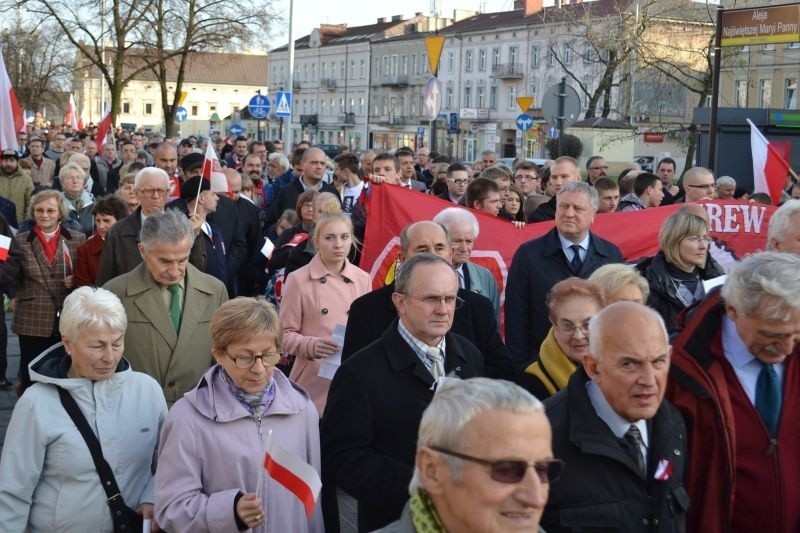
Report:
682,166,716,203
439,163,469,203
104,209,227,405
542,301,687,531
323,253,485,531
383,377,556,533
514,160,542,197
585,155,608,185
96,167,205,285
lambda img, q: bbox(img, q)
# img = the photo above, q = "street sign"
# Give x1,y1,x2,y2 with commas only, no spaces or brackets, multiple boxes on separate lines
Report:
229,123,244,136
417,126,425,137
549,126,559,138
275,91,292,117
516,97,534,113
515,113,534,131
248,94,270,119
175,106,188,122
448,113,458,134
540,83,581,127
422,77,442,121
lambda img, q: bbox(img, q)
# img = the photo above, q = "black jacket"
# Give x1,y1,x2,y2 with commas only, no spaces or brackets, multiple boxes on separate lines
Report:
505,227,623,368
263,177,340,227
341,283,514,381
322,322,484,532
542,368,689,532
527,194,557,222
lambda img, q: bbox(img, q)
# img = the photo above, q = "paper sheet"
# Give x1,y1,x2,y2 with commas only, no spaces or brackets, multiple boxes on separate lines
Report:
318,324,346,380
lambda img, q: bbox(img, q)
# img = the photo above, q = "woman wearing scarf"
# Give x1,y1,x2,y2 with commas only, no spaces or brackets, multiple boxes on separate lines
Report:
12,190,85,393
155,297,323,533
517,278,605,400
59,161,95,236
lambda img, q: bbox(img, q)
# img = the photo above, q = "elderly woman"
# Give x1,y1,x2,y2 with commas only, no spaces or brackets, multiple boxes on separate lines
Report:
280,209,370,415
589,263,650,304
518,277,605,399
155,298,323,532
74,195,130,287
0,287,167,531
59,161,95,235
12,190,85,392
115,172,140,213
636,209,725,333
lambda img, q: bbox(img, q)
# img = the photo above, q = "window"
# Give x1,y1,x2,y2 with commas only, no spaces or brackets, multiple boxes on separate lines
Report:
350,60,355,80
786,78,798,108
477,85,486,108
735,80,747,107
401,55,407,76
490,86,498,109
303,64,308,82
411,54,418,75
446,85,454,109
507,86,517,110
509,46,518,65
478,49,487,71
122,102,130,114
359,97,365,115
191,105,198,116
311,63,316,81
447,52,455,73
340,61,346,79
360,59,366,78
383,56,389,77
546,47,555,66
759,79,772,107
464,85,472,107
144,102,153,115
321,99,327,116
391,55,398,77
583,43,593,64
302,99,307,113
530,46,539,67
788,42,800,49
322,63,327,79
465,50,473,71
563,43,573,65
492,48,500,67
339,98,345,114
529,80,538,101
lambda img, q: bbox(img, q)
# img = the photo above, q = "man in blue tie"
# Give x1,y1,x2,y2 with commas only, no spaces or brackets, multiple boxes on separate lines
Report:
668,251,800,532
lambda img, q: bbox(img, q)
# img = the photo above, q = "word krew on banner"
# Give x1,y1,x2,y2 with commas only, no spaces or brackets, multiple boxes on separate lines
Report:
361,185,776,293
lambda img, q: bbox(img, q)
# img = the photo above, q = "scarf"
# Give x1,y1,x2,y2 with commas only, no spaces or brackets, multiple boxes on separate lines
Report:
409,490,446,533
34,225,61,265
220,367,276,419
65,191,84,212
524,327,577,396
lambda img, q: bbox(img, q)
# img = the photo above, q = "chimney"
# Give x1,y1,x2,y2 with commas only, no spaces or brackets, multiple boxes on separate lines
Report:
514,0,544,16
391,14,403,22
377,17,388,23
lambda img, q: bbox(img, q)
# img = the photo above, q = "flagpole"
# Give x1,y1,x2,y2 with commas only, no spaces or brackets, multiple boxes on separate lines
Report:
256,429,272,498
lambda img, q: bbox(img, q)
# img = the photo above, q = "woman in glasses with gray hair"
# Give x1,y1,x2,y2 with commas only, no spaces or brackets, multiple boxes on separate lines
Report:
155,297,323,533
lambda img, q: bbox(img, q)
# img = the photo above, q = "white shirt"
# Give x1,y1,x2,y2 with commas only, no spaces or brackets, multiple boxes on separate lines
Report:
587,380,649,459
558,232,590,263
721,315,785,405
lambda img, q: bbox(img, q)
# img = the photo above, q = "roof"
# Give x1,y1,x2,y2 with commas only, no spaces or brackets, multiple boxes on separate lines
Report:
271,15,430,52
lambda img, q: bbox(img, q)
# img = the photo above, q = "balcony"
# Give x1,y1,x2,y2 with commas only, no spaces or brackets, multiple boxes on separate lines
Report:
292,80,302,90
381,75,409,88
321,78,337,90
340,113,356,125
389,115,413,125
491,63,524,79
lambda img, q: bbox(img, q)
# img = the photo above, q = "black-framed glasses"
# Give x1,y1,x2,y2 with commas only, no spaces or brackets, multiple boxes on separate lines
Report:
430,446,564,484
685,183,715,189
448,178,468,186
138,187,169,197
224,350,283,369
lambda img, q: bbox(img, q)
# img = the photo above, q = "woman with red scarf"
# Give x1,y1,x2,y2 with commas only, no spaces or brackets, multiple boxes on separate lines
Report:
12,190,85,393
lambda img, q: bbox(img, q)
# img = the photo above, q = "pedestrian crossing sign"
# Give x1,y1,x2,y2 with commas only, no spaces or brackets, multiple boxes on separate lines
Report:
275,91,292,117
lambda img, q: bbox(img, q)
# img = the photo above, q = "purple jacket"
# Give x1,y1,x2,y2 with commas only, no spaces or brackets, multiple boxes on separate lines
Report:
155,366,323,532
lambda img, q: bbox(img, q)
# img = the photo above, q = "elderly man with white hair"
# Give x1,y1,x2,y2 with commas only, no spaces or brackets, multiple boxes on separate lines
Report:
379,378,556,532
668,251,800,532
433,207,501,318
767,199,800,255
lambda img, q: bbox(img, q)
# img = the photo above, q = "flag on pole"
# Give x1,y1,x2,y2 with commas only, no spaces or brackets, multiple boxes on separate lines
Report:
748,118,791,205
95,111,113,149
201,142,230,193
0,49,24,151
64,94,83,131
262,432,321,518
0,234,11,262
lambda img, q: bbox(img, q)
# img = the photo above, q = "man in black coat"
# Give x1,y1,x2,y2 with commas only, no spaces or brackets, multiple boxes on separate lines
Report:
506,181,623,368
322,253,485,532
263,147,339,227
542,302,687,532
224,167,262,295
341,220,514,381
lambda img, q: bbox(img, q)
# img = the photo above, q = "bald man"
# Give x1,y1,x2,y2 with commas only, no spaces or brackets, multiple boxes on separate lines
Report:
225,168,263,295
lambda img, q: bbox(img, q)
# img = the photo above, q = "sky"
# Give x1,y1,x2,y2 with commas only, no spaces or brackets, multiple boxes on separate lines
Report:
269,0,519,48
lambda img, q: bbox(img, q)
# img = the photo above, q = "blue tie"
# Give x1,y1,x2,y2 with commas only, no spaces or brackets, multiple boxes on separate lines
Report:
569,244,583,273
755,362,781,436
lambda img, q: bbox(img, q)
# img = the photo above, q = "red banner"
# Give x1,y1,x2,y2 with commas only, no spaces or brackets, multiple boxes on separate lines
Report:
361,185,776,292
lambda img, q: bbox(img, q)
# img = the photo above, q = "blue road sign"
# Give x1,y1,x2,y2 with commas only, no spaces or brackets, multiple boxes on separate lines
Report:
448,113,459,134
515,113,534,131
229,123,244,136
249,94,270,119
175,106,188,122
275,91,292,117
417,126,425,137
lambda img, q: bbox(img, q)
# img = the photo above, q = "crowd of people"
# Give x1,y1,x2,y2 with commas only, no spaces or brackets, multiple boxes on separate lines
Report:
0,124,798,533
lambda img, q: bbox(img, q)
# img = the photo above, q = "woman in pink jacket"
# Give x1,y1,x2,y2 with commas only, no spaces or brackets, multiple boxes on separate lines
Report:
280,209,370,416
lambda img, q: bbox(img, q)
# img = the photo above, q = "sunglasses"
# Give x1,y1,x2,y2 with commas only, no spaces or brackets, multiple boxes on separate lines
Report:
430,446,564,484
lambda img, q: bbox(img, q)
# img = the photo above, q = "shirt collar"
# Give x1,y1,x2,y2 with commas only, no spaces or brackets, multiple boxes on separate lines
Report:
722,314,760,370
397,319,446,362
557,231,590,252
586,380,649,448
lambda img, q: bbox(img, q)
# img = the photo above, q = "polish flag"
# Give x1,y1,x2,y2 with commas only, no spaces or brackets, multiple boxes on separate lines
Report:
0,234,11,261
64,94,83,131
748,118,791,205
0,49,24,151
200,142,230,193
95,111,113,148
262,433,321,518
654,459,673,481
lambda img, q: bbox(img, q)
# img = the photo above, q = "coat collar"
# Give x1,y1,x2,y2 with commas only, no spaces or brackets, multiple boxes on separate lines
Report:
307,253,361,283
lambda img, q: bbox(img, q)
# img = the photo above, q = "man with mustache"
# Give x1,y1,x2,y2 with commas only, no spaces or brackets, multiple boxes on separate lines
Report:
667,251,800,532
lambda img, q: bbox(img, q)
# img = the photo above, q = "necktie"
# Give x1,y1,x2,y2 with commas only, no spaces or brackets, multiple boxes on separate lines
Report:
756,362,782,436
168,284,182,332
426,347,444,381
624,424,646,477
569,244,583,273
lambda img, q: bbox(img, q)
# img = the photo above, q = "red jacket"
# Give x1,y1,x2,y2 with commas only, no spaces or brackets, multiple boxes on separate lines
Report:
667,290,800,532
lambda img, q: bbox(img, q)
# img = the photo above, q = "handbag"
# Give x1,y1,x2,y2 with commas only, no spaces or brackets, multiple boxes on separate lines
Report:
57,387,144,532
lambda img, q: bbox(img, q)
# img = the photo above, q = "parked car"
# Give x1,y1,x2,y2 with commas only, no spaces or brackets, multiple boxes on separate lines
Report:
634,155,655,173
315,144,343,158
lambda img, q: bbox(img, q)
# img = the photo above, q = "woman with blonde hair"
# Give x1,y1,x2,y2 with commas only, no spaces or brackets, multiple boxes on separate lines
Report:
588,263,650,304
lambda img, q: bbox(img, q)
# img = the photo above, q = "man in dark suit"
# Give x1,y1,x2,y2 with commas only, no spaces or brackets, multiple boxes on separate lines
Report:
224,168,262,295
395,148,427,191
95,167,205,285
322,253,485,532
342,220,514,380
506,181,623,368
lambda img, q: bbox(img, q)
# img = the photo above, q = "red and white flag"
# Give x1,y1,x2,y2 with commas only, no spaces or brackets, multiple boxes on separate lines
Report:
654,459,673,481
95,111,113,148
200,142,230,194
748,118,791,205
0,49,24,151
0,234,11,262
64,94,83,131
262,432,321,518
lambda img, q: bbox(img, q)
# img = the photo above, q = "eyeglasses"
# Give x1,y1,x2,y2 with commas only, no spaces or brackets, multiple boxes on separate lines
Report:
430,446,564,484
590,165,609,171
685,183,715,189
683,235,710,244
514,175,540,181
448,178,468,186
402,294,464,309
138,187,169,197
224,350,283,369
555,322,590,336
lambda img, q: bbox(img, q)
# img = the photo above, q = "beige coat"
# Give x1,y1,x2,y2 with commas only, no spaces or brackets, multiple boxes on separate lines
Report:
103,262,228,405
21,157,56,187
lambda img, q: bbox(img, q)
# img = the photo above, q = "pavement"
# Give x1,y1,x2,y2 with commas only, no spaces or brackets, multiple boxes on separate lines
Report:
0,315,358,532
